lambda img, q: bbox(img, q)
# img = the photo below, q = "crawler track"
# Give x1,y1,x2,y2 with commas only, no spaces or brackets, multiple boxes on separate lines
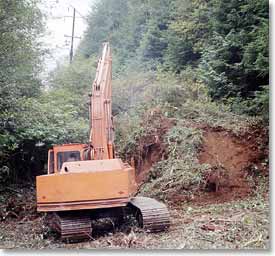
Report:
129,196,170,232
49,197,170,240
52,212,92,240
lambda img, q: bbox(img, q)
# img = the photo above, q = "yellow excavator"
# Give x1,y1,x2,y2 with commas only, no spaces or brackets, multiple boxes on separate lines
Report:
36,42,170,240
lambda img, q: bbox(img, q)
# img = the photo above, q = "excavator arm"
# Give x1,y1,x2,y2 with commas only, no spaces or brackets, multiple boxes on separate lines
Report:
89,42,114,160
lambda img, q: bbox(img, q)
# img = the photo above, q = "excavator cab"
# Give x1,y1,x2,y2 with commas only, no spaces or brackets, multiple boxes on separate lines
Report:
47,144,86,174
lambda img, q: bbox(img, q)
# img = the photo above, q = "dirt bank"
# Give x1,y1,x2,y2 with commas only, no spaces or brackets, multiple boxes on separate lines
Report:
136,120,268,205
196,129,252,204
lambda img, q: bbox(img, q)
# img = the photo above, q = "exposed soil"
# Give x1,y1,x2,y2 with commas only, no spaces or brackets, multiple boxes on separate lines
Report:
132,111,176,184
135,144,164,184
136,121,268,205
195,129,253,204
196,123,268,205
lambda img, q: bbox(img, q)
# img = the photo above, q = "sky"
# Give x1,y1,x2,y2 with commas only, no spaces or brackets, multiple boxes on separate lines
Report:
40,0,93,75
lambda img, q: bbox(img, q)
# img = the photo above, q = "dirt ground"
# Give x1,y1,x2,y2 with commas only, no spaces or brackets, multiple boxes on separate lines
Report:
0,122,269,249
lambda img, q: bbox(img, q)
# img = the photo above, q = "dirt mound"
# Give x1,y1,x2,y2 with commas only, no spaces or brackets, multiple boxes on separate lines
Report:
137,117,268,205
187,121,268,205
195,129,253,204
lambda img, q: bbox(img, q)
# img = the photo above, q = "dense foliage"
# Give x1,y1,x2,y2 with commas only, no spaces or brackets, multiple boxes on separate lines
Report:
0,2,91,182
79,0,268,114
0,0,45,182
0,0,268,184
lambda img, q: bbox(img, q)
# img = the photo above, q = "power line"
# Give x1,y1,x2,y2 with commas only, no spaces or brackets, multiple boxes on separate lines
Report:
51,15,85,20
69,4,88,22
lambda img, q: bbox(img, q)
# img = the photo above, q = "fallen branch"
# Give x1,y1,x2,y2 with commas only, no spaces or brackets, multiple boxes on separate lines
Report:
243,234,263,248
0,187,20,194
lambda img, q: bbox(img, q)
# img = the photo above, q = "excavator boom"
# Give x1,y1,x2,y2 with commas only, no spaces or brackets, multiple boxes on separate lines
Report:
89,42,114,160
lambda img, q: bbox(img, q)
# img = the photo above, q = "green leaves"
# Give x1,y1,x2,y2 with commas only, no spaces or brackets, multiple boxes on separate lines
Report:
199,0,268,103
0,0,46,182
163,0,210,72
0,0,43,102
77,0,268,119
16,92,89,144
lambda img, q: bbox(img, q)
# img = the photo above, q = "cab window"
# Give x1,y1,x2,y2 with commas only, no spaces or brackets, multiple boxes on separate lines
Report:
57,151,81,171
48,151,54,174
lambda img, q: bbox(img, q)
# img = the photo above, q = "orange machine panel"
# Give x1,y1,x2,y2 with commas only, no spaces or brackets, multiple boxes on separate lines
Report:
37,170,131,203
60,159,125,173
36,158,137,212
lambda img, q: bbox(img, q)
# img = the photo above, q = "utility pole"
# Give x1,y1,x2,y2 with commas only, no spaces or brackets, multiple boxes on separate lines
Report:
64,7,81,63
69,8,75,63
63,6,85,63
